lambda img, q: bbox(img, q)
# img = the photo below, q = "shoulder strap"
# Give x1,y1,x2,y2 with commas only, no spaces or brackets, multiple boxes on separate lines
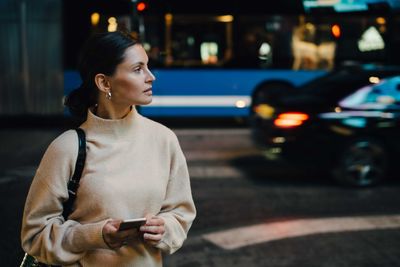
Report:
62,128,86,219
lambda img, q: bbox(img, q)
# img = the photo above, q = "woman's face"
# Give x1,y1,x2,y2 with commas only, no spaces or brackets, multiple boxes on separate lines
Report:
108,44,155,107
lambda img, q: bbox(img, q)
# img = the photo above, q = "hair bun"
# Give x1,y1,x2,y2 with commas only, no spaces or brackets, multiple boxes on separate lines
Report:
64,85,90,119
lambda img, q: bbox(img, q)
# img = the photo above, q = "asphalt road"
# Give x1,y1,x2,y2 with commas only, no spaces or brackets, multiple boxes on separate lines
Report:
1,126,399,267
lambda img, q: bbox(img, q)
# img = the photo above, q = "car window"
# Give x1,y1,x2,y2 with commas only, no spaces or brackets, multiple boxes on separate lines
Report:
300,67,400,101
339,76,400,110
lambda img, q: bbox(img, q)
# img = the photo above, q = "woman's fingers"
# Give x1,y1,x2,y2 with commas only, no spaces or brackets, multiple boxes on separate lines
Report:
103,216,166,248
145,216,165,226
143,233,163,246
144,233,162,242
140,215,165,235
140,215,165,245
102,220,139,249
140,225,165,234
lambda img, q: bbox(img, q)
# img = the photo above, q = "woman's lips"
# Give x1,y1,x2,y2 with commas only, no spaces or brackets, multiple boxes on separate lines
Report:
144,88,152,95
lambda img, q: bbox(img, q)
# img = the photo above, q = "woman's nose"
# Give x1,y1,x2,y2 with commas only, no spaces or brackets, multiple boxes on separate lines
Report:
146,69,156,82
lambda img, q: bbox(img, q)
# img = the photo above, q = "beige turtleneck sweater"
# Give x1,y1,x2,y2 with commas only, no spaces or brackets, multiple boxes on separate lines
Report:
21,108,196,267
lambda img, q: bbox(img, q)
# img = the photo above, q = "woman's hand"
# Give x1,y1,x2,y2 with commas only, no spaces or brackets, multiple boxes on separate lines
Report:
140,215,165,246
102,219,139,249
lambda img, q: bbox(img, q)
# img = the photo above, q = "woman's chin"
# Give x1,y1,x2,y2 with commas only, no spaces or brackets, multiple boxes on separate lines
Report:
138,97,153,106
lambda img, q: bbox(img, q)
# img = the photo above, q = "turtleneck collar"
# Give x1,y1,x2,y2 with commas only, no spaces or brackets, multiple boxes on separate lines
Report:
80,106,140,140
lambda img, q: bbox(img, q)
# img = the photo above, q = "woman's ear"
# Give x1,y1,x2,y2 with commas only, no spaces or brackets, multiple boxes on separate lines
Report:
94,73,111,93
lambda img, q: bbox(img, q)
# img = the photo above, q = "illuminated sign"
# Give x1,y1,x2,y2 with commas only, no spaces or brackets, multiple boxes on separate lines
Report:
357,26,385,52
303,0,400,13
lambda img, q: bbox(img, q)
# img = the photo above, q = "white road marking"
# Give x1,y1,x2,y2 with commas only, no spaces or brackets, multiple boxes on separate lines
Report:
202,214,400,250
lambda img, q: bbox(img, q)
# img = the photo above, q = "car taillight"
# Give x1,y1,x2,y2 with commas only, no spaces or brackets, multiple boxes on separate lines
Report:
274,112,309,128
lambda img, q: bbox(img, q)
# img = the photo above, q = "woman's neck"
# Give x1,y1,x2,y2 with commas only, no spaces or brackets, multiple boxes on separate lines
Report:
94,105,133,120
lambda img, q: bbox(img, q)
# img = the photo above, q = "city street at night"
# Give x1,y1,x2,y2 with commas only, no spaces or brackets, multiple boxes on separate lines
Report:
1,125,399,266
2,0,400,266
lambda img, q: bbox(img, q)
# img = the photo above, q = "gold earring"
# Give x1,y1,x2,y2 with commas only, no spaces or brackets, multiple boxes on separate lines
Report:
106,91,112,100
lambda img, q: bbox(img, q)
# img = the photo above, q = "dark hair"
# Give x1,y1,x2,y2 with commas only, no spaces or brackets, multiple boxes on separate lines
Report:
64,31,139,120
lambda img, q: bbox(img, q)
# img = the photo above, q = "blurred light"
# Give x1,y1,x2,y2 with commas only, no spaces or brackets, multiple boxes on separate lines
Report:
91,12,100,26
369,76,380,84
376,17,386,25
377,95,395,104
259,42,271,60
143,42,151,51
187,36,195,46
165,13,173,23
165,13,173,26
254,104,274,119
343,118,366,128
235,100,247,108
331,24,341,38
108,17,116,24
358,26,385,52
279,113,308,121
330,125,353,136
334,106,342,113
381,112,394,119
108,17,118,32
137,2,147,12
274,112,309,128
272,137,286,143
376,17,387,33
216,15,233,22
270,147,282,154
305,22,315,31
377,121,395,128
200,42,218,64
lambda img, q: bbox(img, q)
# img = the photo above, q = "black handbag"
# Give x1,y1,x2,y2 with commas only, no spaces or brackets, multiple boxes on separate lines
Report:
20,128,86,267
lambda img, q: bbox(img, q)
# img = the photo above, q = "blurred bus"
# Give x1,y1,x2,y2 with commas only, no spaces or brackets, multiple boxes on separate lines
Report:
63,0,400,119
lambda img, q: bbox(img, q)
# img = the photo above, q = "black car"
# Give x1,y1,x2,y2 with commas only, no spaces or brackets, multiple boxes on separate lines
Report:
251,72,400,187
252,63,400,110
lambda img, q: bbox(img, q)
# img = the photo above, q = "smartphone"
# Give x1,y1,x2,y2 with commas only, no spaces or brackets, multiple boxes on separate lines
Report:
118,218,147,231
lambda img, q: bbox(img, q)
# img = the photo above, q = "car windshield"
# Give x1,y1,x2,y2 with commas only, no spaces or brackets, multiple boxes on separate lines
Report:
301,69,348,94
300,66,400,100
339,76,400,110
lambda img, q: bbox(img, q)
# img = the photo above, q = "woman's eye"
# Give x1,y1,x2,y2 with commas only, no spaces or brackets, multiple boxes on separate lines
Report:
133,67,142,73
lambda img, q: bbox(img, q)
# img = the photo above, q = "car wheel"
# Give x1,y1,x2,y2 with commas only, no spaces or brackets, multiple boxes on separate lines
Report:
332,139,388,187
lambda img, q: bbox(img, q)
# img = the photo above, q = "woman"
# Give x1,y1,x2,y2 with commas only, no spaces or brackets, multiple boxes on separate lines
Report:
21,31,196,267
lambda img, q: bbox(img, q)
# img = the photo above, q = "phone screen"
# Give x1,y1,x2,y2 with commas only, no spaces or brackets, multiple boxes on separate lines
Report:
118,218,147,231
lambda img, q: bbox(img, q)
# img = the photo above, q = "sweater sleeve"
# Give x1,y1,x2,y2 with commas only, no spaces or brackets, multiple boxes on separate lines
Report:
156,133,196,254
21,130,110,265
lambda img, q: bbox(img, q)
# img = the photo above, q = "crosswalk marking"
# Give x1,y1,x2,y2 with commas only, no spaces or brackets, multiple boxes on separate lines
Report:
203,214,400,250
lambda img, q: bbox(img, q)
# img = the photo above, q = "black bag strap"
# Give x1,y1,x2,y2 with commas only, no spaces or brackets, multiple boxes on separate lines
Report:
20,129,86,267
62,128,86,219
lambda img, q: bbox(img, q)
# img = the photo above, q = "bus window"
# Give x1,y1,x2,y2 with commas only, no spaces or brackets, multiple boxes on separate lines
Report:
163,15,232,67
